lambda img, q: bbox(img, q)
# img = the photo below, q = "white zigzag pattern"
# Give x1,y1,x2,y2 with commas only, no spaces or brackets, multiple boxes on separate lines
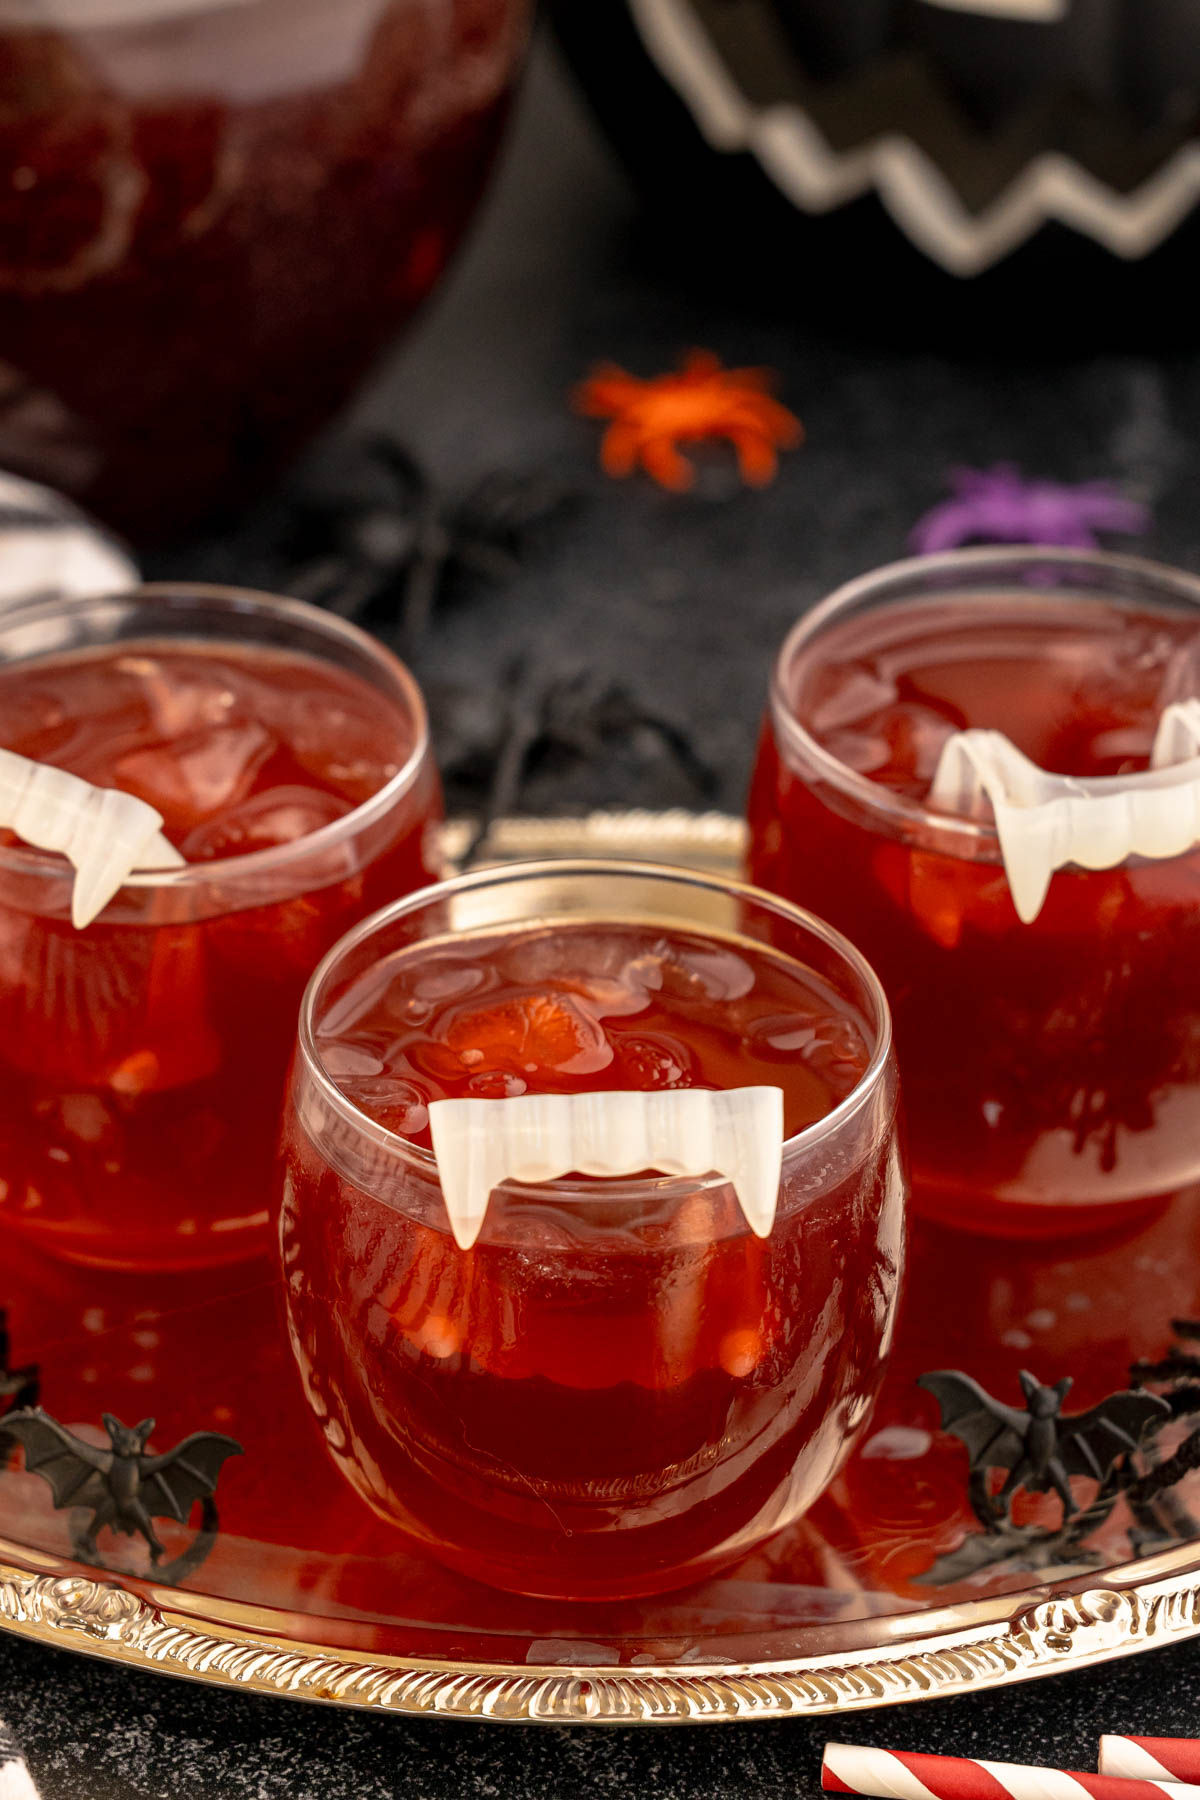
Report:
628,0,1200,275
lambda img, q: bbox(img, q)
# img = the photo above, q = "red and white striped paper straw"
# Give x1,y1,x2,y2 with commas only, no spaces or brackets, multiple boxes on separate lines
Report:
1099,1741,1200,1784
0,1717,39,1800
821,1745,1200,1800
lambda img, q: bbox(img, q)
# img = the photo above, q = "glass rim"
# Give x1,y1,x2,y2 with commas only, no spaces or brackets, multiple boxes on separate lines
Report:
295,856,897,1198
767,544,1200,855
0,582,432,891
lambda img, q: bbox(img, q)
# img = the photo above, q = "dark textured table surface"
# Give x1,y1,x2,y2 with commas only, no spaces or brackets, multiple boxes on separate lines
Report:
7,29,1200,1799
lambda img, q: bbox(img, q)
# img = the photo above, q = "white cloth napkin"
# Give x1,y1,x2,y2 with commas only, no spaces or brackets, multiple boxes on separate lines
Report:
0,470,136,608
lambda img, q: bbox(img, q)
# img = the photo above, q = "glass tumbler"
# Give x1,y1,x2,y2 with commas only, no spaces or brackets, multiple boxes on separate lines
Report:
748,547,1200,1238
279,861,906,1600
0,584,441,1270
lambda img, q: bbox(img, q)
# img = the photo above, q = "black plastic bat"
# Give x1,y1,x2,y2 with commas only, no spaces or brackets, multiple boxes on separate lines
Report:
4,1409,241,1563
919,1368,1169,1521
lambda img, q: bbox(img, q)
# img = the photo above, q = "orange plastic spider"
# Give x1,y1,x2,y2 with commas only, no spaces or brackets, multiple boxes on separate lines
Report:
573,349,803,491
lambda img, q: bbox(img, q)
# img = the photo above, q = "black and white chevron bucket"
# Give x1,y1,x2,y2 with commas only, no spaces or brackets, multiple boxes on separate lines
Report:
556,0,1200,277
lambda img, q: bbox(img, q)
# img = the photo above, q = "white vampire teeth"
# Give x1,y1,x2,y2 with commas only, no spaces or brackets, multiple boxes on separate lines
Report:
930,706,1200,924
427,1086,785,1250
0,748,185,928
1150,697,1200,768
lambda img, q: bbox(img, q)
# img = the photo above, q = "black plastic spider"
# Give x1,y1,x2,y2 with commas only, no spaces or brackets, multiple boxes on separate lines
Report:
444,659,719,861
285,439,576,651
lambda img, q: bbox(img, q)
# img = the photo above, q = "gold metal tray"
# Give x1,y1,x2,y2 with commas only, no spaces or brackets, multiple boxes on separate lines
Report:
3,811,1199,1725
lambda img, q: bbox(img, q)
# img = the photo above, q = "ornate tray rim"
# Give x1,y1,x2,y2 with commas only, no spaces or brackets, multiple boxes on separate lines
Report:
5,808,1199,1725
5,1535,1200,1724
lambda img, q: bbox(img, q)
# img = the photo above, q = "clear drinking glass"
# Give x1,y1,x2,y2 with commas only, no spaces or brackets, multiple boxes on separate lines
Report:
279,860,906,1601
748,546,1200,1237
0,584,441,1270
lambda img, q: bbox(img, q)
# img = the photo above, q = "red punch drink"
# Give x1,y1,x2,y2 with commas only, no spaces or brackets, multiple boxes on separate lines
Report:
748,548,1200,1237
280,863,905,1599
0,586,440,1270
0,0,530,536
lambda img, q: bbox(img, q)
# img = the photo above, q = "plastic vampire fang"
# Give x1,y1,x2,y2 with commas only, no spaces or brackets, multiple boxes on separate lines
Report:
428,1087,785,1250
573,350,803,491
920,1369,1170,1522
3,1408,242,1563
929,705,1200,923
0,749,183,927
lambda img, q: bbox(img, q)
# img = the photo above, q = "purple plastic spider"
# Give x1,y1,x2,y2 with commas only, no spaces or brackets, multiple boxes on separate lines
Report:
910,464,1151,554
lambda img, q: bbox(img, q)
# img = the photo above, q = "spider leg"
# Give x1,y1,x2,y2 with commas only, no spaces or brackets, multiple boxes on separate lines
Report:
757,398,805,446
324,567,387,623
456,542,525,582
719,364,774,391
623,703,720,798
910,500,979,553
680,349,722,379
287,554,348,608
1162,1384,1200,1420
399,548,445,651
731,431,780,488
466,662,556,860
1044,521,1102,551
638,436,694,492
723,395,803,446
1132,1352,1200,1382
367,437,427,509
1080,495,1149,535
598,421,643,479
574,367,639,415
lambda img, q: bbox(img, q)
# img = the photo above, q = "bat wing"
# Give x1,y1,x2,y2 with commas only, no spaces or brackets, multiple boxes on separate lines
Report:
1059,1390,1171,1481
4,1410,111,1510
918,1370,1029,1472
138,1433,243,1524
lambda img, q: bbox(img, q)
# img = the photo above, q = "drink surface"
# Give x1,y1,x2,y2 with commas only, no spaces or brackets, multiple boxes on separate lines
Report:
0,637,439,1270
283,919,901,1601
749,591,1200,1234
0,639,411,857
315,919,871,1145
798,595,1199,796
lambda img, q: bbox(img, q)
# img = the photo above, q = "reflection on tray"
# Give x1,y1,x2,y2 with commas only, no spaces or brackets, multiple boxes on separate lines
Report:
3,1196,1199,1670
